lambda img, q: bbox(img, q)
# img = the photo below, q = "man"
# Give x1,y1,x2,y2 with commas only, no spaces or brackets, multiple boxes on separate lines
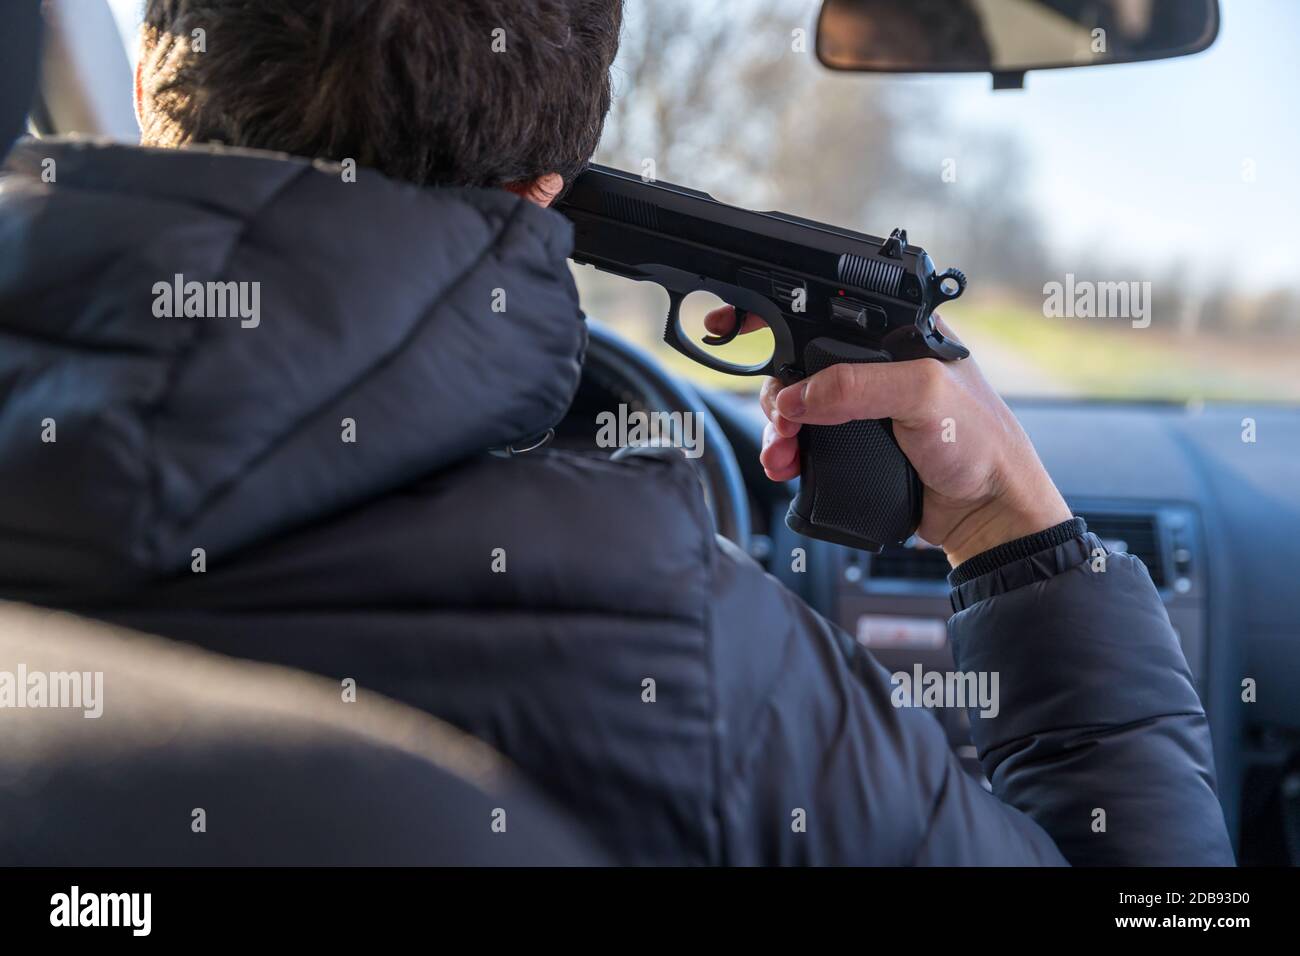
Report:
0,4,592,868
0,0,1232,864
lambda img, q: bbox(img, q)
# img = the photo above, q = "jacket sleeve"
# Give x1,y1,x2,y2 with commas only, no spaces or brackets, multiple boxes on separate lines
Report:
708,528,1233,866
948,530,1234,865
708,536,1066,865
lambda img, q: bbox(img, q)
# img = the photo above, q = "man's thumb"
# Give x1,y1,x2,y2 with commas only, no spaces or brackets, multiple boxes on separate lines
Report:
776,360,932,426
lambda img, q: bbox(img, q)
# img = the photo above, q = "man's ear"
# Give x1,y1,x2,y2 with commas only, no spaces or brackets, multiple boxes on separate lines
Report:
504,173,564,208
134,57,143,133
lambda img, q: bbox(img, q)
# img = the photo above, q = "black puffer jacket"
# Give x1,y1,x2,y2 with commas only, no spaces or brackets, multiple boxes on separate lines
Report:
0,139,1233,865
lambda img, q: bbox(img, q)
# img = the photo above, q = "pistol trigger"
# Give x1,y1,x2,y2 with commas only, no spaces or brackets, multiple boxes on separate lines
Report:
702,306,746,347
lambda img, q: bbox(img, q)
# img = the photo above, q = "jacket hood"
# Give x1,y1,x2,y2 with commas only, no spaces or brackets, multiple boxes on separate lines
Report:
0,138,587,590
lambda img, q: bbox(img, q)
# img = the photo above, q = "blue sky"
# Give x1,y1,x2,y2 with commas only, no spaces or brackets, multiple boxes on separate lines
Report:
877,0,1300,290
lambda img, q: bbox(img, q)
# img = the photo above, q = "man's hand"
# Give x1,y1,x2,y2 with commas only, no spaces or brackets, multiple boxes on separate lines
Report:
705,306,1072,566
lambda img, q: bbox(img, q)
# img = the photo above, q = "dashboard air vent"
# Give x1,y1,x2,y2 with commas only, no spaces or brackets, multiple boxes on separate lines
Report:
864,513,1167,588
1079,512,1165,587
867,539,950,581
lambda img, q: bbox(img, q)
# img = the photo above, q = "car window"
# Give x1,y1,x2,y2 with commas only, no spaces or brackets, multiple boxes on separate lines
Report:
105,0,1299,402
581,0,1300,401
108,0,143,67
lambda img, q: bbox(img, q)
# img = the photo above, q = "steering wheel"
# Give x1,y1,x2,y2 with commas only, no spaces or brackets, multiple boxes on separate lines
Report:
564,321,752,551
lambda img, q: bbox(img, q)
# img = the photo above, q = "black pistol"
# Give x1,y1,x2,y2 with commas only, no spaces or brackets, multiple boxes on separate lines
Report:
555,164,969,552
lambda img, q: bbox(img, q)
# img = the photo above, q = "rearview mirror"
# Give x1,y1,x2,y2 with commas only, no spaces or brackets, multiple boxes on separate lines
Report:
816,0,1219,88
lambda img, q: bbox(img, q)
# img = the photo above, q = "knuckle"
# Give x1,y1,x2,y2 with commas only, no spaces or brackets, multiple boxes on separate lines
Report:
813,364,851,410
912,358,948,407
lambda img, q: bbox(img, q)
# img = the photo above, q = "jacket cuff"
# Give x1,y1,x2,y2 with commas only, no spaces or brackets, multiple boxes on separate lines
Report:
947,516,1087,587
949,521,1100,612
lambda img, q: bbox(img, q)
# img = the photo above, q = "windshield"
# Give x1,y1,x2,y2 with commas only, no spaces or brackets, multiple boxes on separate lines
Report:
108,0,1299,402
578,0,1300,402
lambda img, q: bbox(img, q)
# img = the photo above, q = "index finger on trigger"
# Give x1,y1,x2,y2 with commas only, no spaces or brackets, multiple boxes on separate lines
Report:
703,305,768,337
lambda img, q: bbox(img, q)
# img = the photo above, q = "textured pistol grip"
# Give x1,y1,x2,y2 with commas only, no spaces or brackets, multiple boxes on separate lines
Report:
785,339,923,551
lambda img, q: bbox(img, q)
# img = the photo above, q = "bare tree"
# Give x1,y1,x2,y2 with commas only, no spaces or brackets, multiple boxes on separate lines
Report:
594,0,1049,291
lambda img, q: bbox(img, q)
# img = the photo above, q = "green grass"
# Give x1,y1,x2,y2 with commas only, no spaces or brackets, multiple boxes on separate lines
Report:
600,300,1300,402
943,300,1295,402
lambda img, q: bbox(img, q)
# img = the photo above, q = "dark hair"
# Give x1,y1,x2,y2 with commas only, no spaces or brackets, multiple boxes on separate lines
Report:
139,0,623,189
